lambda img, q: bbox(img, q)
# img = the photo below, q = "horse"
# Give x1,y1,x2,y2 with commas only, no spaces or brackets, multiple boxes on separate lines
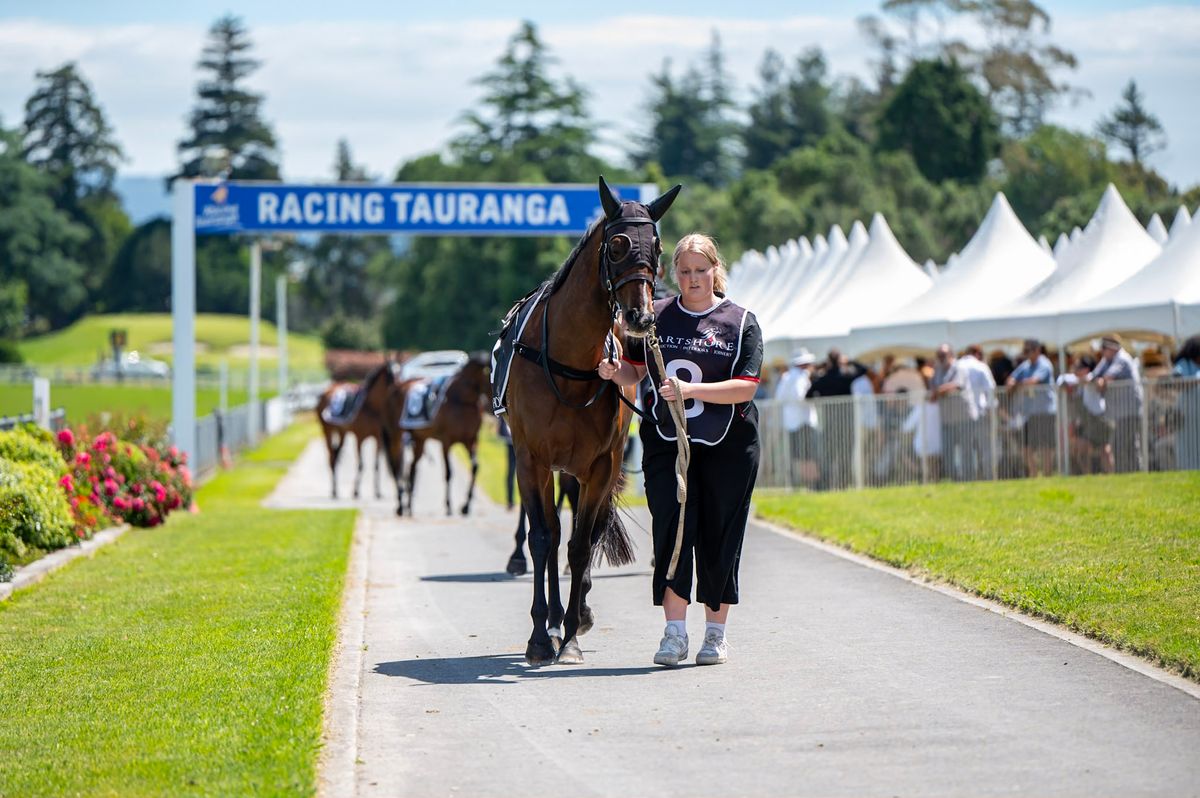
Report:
386,353,491,517
315,361,399,501
501,176,680,666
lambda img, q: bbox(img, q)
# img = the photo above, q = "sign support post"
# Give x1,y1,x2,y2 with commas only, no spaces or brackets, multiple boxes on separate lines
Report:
248,240,261,444
276,273,288,414
171,180,196,465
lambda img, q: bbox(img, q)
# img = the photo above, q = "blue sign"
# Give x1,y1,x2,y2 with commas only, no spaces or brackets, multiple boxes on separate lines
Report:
193,181,649,236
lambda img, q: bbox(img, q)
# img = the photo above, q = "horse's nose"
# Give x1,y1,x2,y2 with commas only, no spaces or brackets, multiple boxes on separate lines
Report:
624,308,655,331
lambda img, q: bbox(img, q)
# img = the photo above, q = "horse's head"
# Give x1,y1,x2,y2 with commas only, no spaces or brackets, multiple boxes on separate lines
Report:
461,351,492,400
598,176,681,337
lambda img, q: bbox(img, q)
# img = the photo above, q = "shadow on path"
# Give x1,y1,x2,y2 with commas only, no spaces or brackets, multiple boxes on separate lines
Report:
419,570,652,583
375,654,667,684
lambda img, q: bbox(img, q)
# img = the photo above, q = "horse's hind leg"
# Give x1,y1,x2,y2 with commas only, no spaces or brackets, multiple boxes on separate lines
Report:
325,427,343,499
460,440,478,516
373,435,383,499
506,507,528,576
442,443,453,516
353,435,365,499
558,459,618,665
545,480,565,653
407,437,424,515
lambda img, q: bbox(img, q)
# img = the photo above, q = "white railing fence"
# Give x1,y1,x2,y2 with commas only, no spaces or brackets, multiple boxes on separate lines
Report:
758,376,1199,490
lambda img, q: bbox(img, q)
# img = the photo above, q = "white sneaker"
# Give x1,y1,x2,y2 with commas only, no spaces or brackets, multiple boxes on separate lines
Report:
695,629,728,665
653,627,689,666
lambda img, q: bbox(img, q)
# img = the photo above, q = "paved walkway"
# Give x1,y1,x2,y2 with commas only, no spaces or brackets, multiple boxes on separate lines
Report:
270,437,1200,797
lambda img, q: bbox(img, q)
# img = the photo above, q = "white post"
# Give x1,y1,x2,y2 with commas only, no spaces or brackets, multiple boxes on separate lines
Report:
171,180,197,465
248,240,261,443
276,273,288,411
219,359,229,414
32,377,50,430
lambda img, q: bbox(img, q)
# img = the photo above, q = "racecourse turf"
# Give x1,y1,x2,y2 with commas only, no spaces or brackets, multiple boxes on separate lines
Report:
0,418,354,797
755,472,1200,680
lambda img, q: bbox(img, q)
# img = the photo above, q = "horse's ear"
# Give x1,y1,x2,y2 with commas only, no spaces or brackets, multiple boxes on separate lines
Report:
598,175,622,220
646,184,682,222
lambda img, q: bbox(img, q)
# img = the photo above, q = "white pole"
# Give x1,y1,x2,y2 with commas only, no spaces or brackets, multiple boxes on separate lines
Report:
32,377,50,430
249,240,261,443
171,180,197,465
219,359,228,413
276,273,288,409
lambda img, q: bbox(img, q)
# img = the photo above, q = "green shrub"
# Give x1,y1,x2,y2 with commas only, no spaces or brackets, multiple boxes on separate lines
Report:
0,340,22,364
0,428,66,476
0,457,74,552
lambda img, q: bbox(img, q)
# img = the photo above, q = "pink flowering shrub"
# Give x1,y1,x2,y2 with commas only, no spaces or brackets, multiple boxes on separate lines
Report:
57,421,193,530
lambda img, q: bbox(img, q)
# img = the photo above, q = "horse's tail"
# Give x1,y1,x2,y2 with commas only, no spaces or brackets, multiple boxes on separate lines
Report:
591,473,635,567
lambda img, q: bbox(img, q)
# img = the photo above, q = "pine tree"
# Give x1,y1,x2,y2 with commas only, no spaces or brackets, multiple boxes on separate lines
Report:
1096,80,1166,165
177,15,279,180
21,62,123,205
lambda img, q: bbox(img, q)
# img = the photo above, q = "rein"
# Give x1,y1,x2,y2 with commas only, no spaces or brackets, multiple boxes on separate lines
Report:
644,324,690,581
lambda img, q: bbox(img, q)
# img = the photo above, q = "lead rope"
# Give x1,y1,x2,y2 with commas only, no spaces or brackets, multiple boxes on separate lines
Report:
645,324,690,581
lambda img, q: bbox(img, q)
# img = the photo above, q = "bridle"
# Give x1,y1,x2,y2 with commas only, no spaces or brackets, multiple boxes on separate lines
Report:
532,210,660,411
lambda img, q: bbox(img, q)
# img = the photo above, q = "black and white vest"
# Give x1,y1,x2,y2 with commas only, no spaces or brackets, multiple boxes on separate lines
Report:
637,296,753,446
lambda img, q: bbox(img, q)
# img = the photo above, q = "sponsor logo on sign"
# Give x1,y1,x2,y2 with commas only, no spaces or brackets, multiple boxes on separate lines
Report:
196,184,241,231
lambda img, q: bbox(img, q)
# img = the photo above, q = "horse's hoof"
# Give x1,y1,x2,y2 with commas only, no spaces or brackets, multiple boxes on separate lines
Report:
395,506,404,517
460,504,470,516
525,640,556,667
505,556,527,576
578,607,595,636
549,633,562,656
556,638,584,665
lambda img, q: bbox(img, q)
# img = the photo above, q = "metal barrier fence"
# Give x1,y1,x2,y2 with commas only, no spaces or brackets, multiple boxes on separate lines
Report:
758,376,1200,490
0,408,68,433
191,396,292,476
0,364,326,391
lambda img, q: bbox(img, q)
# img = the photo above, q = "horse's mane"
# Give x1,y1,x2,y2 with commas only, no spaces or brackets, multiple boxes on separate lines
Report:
542,217,604,296
361,361,392,390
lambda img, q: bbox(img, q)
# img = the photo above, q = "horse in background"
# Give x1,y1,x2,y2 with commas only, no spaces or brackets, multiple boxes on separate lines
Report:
315,361,398,501
385,353,491,517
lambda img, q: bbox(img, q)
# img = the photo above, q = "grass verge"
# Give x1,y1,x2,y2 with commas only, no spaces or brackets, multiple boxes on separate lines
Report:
754,472,1200,680
0,383,270,421
0,417,354,797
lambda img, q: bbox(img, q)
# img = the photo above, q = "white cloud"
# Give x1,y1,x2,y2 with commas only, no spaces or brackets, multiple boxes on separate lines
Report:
1,8,1198,187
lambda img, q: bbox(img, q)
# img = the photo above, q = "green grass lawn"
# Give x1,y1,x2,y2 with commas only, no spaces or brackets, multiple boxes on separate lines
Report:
0,382,273,421
18,312,325,373
755,472,1200,679
0,418,355,797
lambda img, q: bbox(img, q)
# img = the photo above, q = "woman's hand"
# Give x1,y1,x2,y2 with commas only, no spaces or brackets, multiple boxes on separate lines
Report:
598,358,620,381
658,379,691,403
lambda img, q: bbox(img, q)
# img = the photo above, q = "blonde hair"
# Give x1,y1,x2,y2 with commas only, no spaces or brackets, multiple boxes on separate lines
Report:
672,233,728,295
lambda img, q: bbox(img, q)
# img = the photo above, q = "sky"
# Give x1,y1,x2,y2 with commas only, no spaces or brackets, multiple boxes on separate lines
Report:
2,1,1199,190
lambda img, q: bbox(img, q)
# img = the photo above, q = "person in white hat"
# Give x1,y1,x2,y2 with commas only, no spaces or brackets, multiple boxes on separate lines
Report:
774,348,820,487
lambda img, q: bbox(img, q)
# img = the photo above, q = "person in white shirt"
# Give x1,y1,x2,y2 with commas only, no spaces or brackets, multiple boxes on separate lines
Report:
773,349,819,487
958,344,997,480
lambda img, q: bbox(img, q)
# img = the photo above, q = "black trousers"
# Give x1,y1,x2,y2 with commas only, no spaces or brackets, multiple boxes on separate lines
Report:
641,417,760,612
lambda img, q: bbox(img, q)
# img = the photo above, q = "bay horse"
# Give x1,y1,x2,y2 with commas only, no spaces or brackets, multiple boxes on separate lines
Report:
315,361,398,501
502,176,680,665
386,354,491,517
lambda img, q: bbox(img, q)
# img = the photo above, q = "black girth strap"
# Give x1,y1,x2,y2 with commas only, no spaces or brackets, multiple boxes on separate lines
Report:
513,342,600,382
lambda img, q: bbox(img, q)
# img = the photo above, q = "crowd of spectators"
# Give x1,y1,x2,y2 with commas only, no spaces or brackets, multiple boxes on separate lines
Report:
769,333,1200,489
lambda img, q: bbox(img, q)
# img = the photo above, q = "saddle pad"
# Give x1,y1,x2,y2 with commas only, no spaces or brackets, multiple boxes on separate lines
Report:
491,284,548,416
320,385,365,425
399,376,450,430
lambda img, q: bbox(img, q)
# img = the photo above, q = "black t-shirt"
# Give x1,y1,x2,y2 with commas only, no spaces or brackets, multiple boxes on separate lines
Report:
624,295,763,446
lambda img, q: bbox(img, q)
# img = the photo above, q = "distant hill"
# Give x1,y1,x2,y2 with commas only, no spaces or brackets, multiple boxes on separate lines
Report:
114,175,171,224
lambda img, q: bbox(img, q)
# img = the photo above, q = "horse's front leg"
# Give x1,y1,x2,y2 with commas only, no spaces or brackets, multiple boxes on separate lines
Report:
325,428,343,499
407,437,424,516
461,439,478,516
557,460,616,665
519,466,556,666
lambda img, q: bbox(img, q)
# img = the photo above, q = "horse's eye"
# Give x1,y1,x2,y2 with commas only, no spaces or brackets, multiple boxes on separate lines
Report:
608,234,631,262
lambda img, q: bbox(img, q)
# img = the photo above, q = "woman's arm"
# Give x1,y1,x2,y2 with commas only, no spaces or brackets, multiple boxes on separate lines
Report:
597,358,646,387
660,378,758,405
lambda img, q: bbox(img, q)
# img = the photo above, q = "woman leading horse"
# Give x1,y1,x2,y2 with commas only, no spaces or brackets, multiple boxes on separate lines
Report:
500,177,680,665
